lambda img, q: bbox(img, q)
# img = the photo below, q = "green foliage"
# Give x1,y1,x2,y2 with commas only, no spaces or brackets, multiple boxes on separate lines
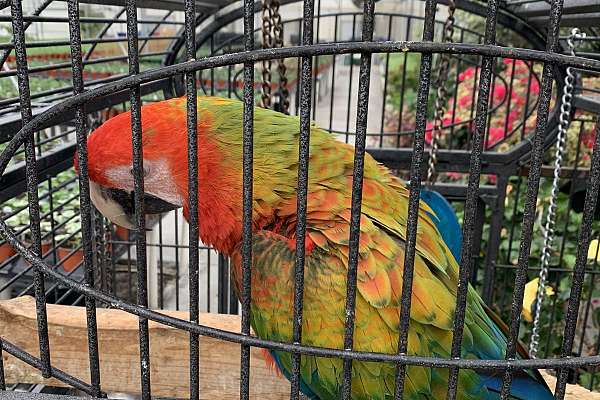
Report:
454,10,530,48
386,52,425,115
381,52,436,147
24,44,93,56
2,165,81,248
377,16,600,382
476,174,600,365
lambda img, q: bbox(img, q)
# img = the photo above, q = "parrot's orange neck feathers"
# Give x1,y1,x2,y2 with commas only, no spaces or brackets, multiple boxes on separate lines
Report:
177,131,244,256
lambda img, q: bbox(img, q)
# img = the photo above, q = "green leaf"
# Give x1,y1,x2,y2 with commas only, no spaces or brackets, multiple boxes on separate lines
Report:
563,254,576,269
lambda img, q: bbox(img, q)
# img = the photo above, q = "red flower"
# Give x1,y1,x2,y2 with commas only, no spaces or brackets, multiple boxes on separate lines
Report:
486,127,505,147
515,63,528,74
511,92,526,107
582,130,597,149
491,127,504,140
507,110,520,131
425,122,433,144
530,79,540,94
459,67,476,82
494,84,507,101
458,95,470,107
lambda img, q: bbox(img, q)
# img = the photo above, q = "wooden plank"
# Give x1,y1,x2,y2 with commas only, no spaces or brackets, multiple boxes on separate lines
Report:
2,297,600,399
0,296,289,398
541,370,600,400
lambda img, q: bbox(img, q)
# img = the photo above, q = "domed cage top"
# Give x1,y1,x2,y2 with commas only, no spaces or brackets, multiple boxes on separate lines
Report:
0,0,600,398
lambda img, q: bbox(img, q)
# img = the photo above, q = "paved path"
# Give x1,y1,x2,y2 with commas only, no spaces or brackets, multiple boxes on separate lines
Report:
291,55,387,145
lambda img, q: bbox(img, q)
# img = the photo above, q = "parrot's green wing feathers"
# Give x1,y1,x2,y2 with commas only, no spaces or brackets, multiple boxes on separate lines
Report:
203,96,551,399
227,143,494,398
233,229,448,400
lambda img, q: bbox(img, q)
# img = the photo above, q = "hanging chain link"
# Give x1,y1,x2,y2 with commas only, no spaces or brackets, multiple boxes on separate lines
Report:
272,0,289,115
427,0,456,185
260,0,289,114
529,28,585,358
88,109,113,292
260,0,274,109
103,216,113,294
93,209,106,291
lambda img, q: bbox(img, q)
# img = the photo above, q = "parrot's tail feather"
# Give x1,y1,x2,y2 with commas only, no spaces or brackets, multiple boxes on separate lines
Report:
266,350,320,399
260,348,283,378
479,371,554,400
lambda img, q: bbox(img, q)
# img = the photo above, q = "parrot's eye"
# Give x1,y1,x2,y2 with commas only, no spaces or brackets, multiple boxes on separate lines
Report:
129,167,149,177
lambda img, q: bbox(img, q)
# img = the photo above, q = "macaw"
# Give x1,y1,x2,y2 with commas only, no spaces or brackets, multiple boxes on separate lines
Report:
78,95,553,399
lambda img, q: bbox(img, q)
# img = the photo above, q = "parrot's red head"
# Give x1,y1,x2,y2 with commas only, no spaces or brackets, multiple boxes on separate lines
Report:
78,97,245,253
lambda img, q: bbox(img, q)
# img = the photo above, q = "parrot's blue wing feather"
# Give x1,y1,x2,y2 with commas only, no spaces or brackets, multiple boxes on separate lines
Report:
476,306,554,400
420,189,463,261
478,372,555,400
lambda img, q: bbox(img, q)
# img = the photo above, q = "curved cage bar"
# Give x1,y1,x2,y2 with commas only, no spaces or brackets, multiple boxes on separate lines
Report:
190,11,545,152
179,6,558,153
0,0,600,398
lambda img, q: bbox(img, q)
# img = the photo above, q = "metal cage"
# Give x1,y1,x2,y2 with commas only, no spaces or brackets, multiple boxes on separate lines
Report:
0,0,600,398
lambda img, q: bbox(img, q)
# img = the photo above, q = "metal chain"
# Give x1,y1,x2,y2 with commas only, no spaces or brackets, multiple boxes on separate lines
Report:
427,0,456,185
260,0,274,109
89,110,111,292
529,28,585,358
103,216,113,294
272,0,289,114
93,209,105,291
260,0,289,114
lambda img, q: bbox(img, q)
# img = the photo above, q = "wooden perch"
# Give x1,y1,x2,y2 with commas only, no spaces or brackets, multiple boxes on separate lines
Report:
541,371,600,400
1,296,599,399
0,296,289,398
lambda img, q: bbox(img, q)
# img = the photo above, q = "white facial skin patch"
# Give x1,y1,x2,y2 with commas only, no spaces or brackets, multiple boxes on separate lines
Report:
104,158,184,208
90,158,184,229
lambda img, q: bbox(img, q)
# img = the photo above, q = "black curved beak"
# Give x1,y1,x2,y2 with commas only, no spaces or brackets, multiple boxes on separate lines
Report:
143,192,181,214
90,182,179,231
104,188,179,214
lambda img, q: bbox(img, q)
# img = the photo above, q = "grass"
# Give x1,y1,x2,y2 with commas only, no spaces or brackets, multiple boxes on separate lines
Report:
25,43,94,56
